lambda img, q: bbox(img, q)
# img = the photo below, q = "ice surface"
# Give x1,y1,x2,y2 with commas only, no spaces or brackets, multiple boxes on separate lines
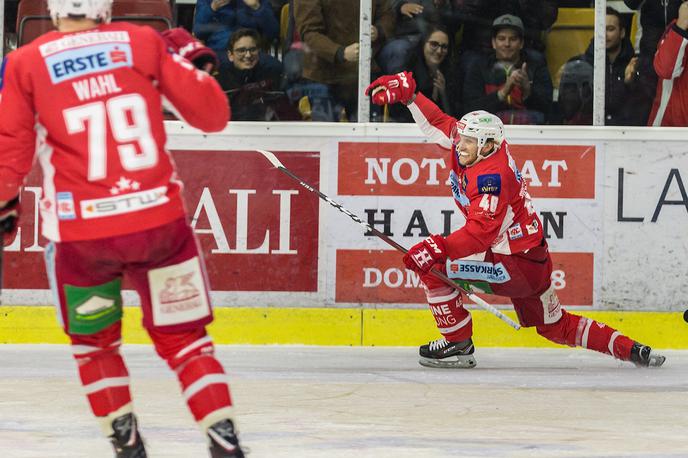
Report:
0,345,686,457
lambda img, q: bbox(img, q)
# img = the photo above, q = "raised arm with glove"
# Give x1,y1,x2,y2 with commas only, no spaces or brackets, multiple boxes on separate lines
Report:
161,27,220,73
365,70,417,105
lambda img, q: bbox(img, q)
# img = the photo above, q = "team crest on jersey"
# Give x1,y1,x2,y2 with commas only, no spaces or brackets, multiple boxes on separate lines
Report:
449,170,470,207
45,43,133,84
477,173,501,195
507,223,523,240
56,192,77,220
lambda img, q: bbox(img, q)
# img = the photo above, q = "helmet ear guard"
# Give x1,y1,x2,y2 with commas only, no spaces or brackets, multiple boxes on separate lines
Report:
48,0,113,23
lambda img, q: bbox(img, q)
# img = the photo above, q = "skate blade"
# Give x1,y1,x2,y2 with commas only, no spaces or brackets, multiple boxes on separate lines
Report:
418,354,477,369
648,354,666,367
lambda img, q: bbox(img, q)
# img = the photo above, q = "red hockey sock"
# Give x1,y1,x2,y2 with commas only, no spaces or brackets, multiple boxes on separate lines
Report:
71,324,132,419
75,347,132,417
536,310,635,360
425,285,472,342
177,354,233,423
150,328,235,429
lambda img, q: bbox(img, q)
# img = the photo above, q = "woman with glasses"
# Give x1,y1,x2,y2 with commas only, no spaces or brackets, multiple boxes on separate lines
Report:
388,24,459,122
378,0,455,75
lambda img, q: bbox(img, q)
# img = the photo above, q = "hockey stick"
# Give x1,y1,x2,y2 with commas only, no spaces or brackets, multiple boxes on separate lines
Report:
257,149,521,330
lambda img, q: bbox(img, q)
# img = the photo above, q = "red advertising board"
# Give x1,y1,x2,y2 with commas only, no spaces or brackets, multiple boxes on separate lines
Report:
335,250,593,306
3,150,320,292
338,142,595,198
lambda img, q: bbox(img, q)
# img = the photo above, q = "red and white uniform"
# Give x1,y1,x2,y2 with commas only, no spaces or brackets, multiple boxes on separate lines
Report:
408,93,543,260
407,93,636,362
0,22,235,435
648,21,688,126
0,22,229,241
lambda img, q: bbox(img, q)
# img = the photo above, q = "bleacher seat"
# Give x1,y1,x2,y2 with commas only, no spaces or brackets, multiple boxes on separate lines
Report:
545,8,594,86
17,0,173,47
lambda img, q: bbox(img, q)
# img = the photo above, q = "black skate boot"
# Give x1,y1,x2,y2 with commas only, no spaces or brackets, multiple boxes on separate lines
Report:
109,413,147,458
419,338,476,368
208,419,245,458
629,342,666,367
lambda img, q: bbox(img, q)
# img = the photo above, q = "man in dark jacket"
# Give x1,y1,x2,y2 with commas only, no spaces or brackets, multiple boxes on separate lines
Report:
463,14,552,124
576,7,637,125
217,28,300,120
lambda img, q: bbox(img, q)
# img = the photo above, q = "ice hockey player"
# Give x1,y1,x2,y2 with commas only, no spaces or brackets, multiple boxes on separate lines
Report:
365,71,666,370
0,1,244,456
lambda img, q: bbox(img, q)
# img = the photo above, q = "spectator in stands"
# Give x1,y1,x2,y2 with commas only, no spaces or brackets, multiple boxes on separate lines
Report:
216,28,299,121
557,59,593,125
573,7,637,125
377,0,455,74
293,0,395,121
623,0,683,125
648,2,688,126
193,0,279,66
388,24,459,121
453,0,557,54
463,14,552,125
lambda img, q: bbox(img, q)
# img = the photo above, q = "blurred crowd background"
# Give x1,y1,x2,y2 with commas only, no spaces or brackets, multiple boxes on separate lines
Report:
4,0,687,126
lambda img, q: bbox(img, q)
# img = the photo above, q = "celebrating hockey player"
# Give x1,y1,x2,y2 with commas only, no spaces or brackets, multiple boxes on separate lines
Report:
365,71,665,369
0,1,244,457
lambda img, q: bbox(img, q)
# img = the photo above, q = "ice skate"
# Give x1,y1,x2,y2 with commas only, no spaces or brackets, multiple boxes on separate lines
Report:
629,342,666,367
208,419,245,458
109,413,147,458
419,338,476,368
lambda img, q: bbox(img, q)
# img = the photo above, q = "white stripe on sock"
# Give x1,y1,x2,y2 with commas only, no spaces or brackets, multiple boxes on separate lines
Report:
183,374,228,401
84,376,130,395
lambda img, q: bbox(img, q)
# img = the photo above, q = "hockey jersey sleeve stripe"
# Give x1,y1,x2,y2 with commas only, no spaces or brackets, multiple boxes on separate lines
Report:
651,78,676,126
407,92,455,150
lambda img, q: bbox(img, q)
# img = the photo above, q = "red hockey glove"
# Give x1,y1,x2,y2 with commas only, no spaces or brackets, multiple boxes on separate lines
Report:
161,27,219,73
0,196,20,247
403,234,448,275
365,71,417,105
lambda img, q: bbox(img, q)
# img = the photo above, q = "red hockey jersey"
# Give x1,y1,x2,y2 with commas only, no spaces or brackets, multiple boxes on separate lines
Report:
407,93,543,259
0,22,229,242
648,21,688,126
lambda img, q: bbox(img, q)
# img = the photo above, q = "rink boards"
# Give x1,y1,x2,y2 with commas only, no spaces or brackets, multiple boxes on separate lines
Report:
1,123,687,345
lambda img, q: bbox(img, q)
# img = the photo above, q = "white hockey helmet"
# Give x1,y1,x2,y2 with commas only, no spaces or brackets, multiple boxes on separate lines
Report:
451,110,505,151
48,0,113,23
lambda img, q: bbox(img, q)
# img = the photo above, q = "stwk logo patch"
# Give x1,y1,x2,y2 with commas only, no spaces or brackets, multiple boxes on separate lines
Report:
45,43,133,84
477,173,501,195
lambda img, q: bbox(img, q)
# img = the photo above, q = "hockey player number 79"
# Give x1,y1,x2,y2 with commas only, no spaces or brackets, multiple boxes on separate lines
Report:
63,93,159,181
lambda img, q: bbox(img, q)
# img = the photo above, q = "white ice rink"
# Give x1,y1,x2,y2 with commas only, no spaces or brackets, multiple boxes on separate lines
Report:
1,345,686,458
